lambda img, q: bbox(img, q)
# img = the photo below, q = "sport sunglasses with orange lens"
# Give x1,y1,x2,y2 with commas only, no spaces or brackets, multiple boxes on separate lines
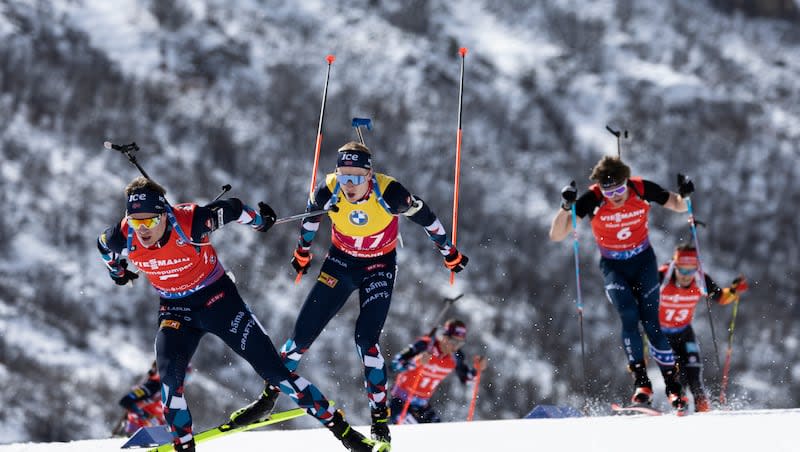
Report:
128,215,162,229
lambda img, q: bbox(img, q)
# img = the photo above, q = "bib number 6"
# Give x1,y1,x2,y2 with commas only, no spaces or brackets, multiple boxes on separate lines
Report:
616,227,632,241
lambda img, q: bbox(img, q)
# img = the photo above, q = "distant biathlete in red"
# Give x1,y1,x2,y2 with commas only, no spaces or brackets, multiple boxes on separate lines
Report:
115,361,166,436
389,319,487,424
658,243,748,412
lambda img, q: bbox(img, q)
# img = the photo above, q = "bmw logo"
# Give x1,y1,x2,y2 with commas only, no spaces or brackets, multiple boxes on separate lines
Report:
350,210,368,226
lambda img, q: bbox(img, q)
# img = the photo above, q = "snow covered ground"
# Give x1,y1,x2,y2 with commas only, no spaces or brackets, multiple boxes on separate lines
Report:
1,408,797,452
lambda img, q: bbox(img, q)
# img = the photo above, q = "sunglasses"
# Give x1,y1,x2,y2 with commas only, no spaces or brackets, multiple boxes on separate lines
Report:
676,267,697,276
601,184,628,198
128,215,162,229
336,174,368,185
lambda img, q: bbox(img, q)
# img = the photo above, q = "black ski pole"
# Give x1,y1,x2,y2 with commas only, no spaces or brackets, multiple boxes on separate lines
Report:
568,190,589,414
274,209,330,225
683,184,723,378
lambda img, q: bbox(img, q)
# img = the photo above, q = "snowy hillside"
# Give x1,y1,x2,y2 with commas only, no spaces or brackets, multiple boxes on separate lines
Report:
1,0,800,444
1,408,799,452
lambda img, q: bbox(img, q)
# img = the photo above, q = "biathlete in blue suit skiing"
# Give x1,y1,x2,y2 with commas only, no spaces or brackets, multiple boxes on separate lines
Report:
549,156,695,411
98,176,382,452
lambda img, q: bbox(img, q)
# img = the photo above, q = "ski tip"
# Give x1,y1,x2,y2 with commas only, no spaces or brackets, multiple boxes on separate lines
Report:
326,54,336,63
459,47,468,57
103,141,113,150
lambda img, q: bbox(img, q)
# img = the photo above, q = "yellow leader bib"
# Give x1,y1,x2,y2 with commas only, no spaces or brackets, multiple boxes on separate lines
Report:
324,172,400,258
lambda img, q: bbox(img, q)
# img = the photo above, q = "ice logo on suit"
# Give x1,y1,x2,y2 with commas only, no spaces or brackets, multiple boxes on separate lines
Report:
350,210,368,226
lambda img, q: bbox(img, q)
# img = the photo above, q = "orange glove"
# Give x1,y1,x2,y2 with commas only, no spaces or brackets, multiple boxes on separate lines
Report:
291,248,312,275
731,275,749,293
720,274,748,305
444,248,469,273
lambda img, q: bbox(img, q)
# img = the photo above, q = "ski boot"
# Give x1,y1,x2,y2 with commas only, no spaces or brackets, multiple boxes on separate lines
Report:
662,365,689,415
370,405,391,444
173,438,195,452
230,385,280,426
628,361,653,405
632,385,654,405
327,409,388,451
668,391,689,415
694,394,710,413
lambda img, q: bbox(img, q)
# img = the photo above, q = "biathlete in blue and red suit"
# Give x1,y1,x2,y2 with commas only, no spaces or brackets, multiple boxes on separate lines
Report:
658,243,748,412
389,319,487,424
237,141,467,445
549,156,696,410
97,176,380,452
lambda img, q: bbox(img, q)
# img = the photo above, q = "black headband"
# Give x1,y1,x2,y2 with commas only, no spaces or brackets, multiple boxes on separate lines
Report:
337,150,372,169
126,188,166,215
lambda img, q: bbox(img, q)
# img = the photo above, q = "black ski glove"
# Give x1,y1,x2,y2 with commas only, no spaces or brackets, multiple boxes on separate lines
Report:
677,174,694,198
561,181,577,211
110,259,139,286
118,393,145,416
252,202,277,232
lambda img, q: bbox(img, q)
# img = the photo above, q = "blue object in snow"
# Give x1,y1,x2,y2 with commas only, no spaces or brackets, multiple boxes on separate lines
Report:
121,425,173,448
525,405,583,419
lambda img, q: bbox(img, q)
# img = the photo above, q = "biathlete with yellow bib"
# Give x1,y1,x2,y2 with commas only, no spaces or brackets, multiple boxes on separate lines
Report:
279,141,467,445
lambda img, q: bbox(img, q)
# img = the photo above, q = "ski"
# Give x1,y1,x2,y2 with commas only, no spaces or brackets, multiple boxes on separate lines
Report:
611,402,690,417
610,403,662,416
143,407,306,451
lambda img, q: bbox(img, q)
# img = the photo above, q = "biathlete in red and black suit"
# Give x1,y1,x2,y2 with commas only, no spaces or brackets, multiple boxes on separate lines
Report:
98,176,379,452
257,141,468,445
658,243,748,412
389,319,487,424
549,156,695,410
